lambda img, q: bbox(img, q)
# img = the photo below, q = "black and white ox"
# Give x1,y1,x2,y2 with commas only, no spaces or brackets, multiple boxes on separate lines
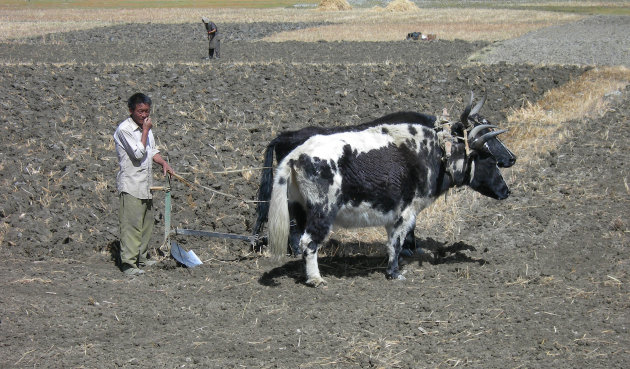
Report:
253,95,516,255
266,105,511,286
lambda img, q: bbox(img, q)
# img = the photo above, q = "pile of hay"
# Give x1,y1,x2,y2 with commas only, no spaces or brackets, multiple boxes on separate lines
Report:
317,0,352,11
385,0,420,12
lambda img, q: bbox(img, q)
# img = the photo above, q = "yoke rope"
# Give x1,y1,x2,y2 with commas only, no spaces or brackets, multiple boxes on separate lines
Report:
169,171,265,203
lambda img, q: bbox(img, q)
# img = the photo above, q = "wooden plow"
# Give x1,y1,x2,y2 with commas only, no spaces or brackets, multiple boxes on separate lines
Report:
151,174,264,267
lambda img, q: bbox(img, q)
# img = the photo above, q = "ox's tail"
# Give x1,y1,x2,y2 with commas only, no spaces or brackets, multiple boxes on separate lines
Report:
252,142,277,239
268,162,291,256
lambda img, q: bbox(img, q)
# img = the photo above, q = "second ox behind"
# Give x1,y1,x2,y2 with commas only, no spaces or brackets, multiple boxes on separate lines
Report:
265,99,513,286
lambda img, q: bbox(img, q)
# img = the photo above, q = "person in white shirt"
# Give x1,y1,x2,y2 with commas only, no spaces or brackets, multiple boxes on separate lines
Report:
114,93,174,275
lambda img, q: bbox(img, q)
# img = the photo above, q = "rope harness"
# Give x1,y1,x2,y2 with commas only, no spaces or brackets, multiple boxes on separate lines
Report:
434,112,457,182
434,110,473,188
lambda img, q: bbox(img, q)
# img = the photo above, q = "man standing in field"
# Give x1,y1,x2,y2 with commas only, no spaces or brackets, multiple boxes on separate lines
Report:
202,16,221,59
114,93,174,276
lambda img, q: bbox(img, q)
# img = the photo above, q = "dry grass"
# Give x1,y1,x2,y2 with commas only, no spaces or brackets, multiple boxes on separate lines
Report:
385,0,420,13
0,7,583,42
0,8,294,41
0,222,9,249
265,8,582,42
9,277,52,284
505,66,630,161
317,0,352,12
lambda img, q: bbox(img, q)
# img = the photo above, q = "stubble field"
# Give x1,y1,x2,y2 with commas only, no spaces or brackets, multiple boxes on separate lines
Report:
1,6,629,368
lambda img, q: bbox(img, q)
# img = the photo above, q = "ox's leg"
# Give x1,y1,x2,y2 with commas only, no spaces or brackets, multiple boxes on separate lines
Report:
300,208,334,287
399,226,425,258
386,214,416,280
288,202,306,256
299,233,326,287
400,228,417,256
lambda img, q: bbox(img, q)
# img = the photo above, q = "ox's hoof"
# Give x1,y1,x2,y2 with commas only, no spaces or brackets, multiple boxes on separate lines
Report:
400,247,424,257
306,277,327,287
387,271,407,281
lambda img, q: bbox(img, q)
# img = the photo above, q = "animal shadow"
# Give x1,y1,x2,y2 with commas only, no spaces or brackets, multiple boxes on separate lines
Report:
259,237,487,286
259,239,394,286
416,237,487,266
259,258,304,286
259,252,389,287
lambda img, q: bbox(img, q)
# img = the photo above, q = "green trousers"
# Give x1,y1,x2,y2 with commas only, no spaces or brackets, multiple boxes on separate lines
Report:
119,192,153,269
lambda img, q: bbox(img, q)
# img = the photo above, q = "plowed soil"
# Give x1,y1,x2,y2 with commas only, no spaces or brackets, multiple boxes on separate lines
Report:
1,19,629,368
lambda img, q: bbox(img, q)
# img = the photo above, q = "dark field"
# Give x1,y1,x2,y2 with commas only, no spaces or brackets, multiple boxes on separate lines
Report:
1,20,629,368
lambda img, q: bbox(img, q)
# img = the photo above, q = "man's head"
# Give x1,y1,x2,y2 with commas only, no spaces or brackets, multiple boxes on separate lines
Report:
128,93,152,126
202,17,209,24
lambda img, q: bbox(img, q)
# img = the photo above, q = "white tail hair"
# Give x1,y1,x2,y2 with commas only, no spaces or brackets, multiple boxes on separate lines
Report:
268,163,291,256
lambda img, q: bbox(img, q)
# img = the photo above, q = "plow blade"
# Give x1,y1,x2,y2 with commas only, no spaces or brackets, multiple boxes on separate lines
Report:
170,240,203,268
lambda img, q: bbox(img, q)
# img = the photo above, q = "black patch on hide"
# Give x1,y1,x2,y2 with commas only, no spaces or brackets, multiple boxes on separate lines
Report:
405,138,417,151
304,201,335,244
293,154,339,245
336,143,432,213
297,154,335,191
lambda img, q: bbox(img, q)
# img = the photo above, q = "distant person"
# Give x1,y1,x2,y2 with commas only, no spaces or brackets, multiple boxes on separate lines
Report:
202,16,221,59
114,93,174,276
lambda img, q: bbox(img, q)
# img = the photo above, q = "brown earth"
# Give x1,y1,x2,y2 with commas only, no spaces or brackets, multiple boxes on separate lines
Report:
1,21,629,368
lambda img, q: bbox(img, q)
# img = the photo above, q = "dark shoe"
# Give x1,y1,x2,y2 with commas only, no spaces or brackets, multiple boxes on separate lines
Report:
123,267,145,276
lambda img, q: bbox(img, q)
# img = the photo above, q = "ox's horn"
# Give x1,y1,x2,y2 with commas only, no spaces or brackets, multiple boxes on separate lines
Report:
470,95,486,116
470,129,508,151
460,91,474,126
468,124,498,139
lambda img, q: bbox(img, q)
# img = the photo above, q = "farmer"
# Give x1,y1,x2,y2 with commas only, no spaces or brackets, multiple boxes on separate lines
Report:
202,16,221,59
114,93,174,276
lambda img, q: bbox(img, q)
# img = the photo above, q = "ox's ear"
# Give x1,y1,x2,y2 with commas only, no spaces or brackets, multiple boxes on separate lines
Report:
450,122,466,139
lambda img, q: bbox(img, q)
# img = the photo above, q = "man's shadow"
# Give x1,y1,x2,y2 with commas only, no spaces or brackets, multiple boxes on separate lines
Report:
107,240,122,269
259,237,487,286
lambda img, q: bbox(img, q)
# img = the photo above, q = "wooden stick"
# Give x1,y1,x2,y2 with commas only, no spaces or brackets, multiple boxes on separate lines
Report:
170,172,193,187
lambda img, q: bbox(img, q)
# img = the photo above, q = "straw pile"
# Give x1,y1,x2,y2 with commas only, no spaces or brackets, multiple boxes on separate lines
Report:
317,0,352,11
385,0,420,12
